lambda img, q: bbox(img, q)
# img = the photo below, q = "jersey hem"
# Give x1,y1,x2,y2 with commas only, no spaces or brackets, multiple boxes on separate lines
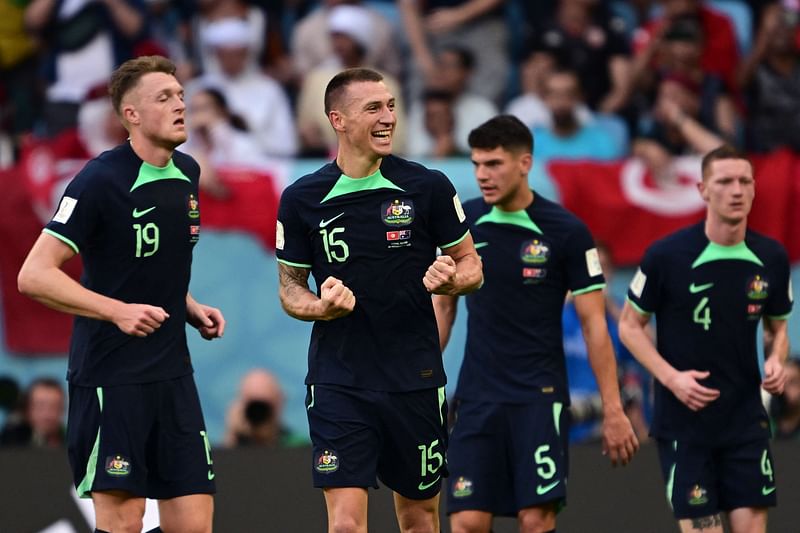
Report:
277,258,313,268
43,228,79,254
572,283,606,296
440,230,470,250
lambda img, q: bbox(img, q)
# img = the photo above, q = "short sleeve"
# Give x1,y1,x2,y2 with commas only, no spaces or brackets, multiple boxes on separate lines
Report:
275,185,313,268
564,223,606,295
626,246,661,315
43,164,102,254
764,245,793,320
429,171,469,249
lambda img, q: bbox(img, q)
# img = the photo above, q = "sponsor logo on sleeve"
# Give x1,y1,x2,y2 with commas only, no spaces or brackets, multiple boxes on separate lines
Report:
630,268,647,298
276,220,285,250
453,194,466,223
585,247,602,277
53,196,78,223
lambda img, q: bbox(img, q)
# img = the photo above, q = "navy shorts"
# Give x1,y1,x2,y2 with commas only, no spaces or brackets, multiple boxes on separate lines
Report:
306,384,448,500
67,375,216,499
657,438,777,519
447,398,569,516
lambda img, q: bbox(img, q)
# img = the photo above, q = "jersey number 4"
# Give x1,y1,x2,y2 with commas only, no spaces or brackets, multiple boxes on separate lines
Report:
133,222,160,258
320,227,349,263
693,297,711,331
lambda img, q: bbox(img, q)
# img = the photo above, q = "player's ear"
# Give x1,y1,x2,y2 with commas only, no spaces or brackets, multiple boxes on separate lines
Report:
122,103,139,126
329,109,345,132
697,180,709,201
519,152,533,174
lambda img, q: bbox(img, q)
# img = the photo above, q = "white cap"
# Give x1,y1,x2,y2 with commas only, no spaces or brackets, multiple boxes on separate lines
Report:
327,5,373,51
202,17,253,49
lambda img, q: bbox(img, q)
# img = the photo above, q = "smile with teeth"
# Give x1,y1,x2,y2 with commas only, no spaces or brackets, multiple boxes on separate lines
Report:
372,130,391,138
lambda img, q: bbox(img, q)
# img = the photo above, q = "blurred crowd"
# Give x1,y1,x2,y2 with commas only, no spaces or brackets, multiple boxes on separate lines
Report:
0,0,798,180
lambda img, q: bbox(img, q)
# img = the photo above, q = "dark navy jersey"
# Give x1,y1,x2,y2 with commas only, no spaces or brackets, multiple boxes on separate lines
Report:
627,223,793,444
454,193,605,403
45,142,201,386
276,155,469,391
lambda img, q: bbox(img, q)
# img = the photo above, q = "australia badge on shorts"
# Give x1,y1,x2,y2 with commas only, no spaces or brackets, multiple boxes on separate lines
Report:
105,455,131,476
315,449,339,474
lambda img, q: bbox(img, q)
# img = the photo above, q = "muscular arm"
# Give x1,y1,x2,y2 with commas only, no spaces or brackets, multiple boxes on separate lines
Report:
432,294,458,350
619,301,720,411
574,290,638,465
424,233,482,296
277,263,355,321
99,0,144,38
762,317,790,394
18,232,168,336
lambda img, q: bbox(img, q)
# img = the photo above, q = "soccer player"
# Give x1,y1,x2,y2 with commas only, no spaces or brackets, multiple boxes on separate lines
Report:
276,67,482,533
619,145,793,533
17,56,224,533
434,115,638,533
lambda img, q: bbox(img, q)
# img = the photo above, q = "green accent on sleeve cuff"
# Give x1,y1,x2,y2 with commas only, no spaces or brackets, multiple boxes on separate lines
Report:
277,258,313,268
766,312,792,321
571,283,606,296
42,228,79,254
440,230,470,250
626,296,652,316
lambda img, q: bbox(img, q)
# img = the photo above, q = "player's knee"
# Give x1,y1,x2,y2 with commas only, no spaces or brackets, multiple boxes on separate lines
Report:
110,514,143,533
518,506,556,533
330,515,365,533
450,518,485,533
397,505,438,533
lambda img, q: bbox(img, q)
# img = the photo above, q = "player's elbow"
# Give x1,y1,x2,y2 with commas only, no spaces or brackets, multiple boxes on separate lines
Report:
17,263,39,298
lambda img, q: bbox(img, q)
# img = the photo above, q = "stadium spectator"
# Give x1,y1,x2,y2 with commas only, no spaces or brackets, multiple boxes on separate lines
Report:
223,369,306,448
769,356,800,440
399,0,509,104
406,46,497,158
77,92,130,157
141,0,195,81
24,0,146,136
0,378,65,448
188,17,297,158
291,0,401,82
295,4,406,157
737,2,800,152
413,89,461,159
526,0,634,115
632,0,740,92
505,49,592,130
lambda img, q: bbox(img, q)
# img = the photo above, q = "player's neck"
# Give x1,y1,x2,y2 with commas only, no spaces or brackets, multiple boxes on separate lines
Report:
128,137,174,168
496,187,534,212
704,216,747,246
335,151,382,179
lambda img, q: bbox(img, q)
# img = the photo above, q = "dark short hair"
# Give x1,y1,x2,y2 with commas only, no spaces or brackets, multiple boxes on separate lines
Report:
441,45,474,71
701,144,752,179
324,68,384,115
109,55,177,115
468,115,534,154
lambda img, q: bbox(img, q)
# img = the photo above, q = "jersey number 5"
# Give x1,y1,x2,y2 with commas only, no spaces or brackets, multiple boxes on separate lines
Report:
133,222,160,258
693,297,711,331
320,227,349,263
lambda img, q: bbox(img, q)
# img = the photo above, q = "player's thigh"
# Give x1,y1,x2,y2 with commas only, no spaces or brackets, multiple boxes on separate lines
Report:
150,376,216,499
677,515,724,533
306,385,381,489
657,439,719,520
727,506,767,533
323,487,368,533
158,493,213,533
376,386,448,501
394,491,440,533
67,384,151,498
717,439,776,514
509,400,569,512
447,401,513,516
92,489,146,532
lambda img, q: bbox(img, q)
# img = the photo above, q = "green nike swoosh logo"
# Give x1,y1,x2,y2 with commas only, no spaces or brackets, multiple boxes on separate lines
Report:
762,486,775,496
689,282,714,294
536,480,560,495
474,242,489,249
208,470,215,481
132,206,156,218
418,476,440,491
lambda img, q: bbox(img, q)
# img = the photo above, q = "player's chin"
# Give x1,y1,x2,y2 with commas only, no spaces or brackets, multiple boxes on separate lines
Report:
370,137,393,156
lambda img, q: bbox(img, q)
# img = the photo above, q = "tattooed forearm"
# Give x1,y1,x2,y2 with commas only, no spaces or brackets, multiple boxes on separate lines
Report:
690,514,722,530
277,263,318,320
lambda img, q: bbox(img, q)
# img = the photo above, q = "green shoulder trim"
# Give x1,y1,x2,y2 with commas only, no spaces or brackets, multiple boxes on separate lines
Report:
572,283,607,296
440,230,470,250
692,240,764,269
277,258,313,269
626,296,652,316
321,169,404,203
475,206,543,234
43,228,79,254
130,159,191,192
